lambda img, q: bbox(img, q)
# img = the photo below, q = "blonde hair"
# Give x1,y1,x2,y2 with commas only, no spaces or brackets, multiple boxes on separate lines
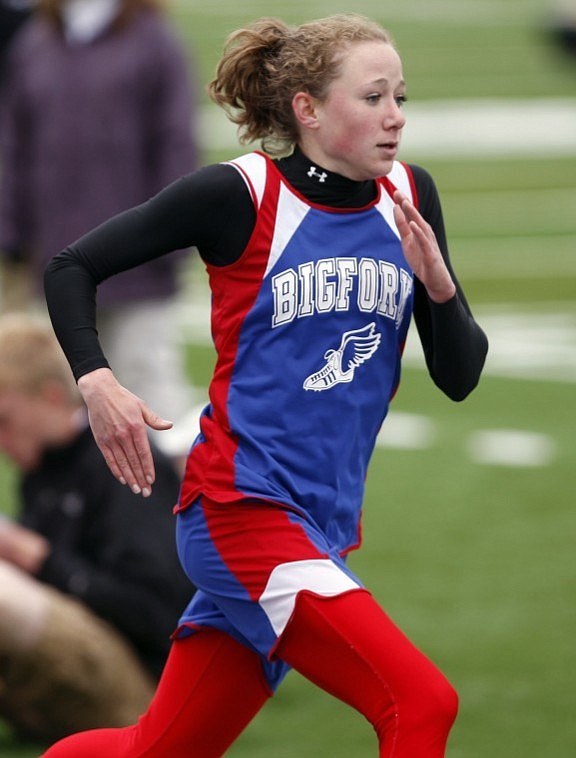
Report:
0,313,79,403
209,14,392,155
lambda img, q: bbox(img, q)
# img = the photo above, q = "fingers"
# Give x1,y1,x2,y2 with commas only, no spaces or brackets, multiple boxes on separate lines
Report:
393,190,412,220
393,190,430,234
78,369,177,497
393,189,413,211
90,414,167,498
96,420,155,497
393,191,456,303
392,192,421,246
392,201,409,236
106,407,174,497
112,408,173,496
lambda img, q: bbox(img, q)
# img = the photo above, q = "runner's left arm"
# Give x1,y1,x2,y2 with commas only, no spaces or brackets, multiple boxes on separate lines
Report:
409,165,488,400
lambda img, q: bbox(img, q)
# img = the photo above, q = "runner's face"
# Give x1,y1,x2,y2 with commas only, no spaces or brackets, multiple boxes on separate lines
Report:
306,41,406,181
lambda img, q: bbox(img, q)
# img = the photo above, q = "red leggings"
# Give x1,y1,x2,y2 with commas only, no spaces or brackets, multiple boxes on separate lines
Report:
41,590,458,757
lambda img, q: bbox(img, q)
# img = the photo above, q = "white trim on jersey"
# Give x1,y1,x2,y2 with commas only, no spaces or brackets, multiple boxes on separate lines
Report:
265,184,311,278
227,155,415,279
375,162,414,241
259,558,361,636
226,152,267,209
387,161,414,198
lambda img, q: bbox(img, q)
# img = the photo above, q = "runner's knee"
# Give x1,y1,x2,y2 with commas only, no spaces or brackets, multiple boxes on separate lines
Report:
371,665,458,747
406,668,458,730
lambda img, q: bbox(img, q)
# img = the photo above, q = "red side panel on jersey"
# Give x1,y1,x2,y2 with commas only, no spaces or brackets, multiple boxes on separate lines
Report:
178,156,282,510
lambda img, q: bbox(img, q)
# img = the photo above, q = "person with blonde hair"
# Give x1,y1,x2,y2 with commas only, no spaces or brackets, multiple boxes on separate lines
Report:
0,313,191,743
42,14,488,757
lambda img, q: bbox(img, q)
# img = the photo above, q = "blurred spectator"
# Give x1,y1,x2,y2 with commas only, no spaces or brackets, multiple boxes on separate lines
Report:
0,0,35,80
0,0,200,458
0,312,193,743
549,1,576,56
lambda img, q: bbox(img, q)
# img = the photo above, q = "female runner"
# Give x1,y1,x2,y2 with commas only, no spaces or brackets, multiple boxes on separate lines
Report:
42,14,488,757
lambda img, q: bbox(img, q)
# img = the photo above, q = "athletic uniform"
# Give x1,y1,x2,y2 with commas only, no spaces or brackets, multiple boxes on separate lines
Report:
43,148,488,757
175,152,416,687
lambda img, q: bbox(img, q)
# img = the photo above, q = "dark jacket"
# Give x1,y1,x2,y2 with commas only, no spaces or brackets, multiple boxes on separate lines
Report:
0,0,33,77
19,424,192,678
0,8,198,304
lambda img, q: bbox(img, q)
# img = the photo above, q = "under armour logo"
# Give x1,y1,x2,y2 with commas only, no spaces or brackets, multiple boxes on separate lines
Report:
307,166,327,183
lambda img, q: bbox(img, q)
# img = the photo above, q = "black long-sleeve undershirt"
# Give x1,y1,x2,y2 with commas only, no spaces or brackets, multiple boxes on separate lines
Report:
44,149,487,400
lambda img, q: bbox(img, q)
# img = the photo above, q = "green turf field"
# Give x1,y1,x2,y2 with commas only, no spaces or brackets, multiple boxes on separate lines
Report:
1,0,575,755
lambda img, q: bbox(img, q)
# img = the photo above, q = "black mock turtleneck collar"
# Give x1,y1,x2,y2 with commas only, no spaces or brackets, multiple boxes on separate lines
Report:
275,146,378,209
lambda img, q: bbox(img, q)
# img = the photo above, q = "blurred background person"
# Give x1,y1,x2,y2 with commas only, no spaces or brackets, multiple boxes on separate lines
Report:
0,1,35,81
0,0,200,461
0,312,193,744
548,1,576,56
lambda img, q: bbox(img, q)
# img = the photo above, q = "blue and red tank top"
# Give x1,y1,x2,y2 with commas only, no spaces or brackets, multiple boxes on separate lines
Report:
178,151,417,554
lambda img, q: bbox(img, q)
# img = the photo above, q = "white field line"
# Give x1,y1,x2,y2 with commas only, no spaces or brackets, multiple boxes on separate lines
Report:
401,306,576,384
176,296,576,385
199,98,576,158
176,297,569,464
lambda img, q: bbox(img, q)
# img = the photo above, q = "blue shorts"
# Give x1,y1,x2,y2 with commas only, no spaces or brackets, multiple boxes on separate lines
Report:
174,496,363,690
